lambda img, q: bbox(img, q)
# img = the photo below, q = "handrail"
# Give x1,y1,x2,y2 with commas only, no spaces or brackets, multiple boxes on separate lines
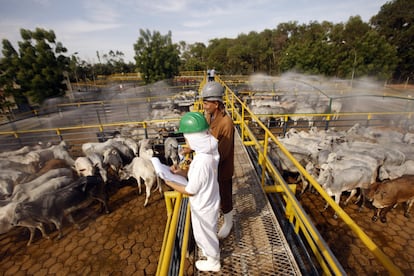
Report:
0,75,406,274
158,77,347,274
156,192,191,275
156,192,191,276
216,77,403,275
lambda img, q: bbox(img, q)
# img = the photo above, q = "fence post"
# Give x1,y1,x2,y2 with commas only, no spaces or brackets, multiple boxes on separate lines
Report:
282,116,289,136
325,115,330,130
96,109,102,126
56,128,63,141
366,113,372,127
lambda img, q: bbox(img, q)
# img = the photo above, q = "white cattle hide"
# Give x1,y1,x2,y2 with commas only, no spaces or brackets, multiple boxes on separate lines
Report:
317,165,372,207
11,168,74,201
118,157,161,207
379,160,414,181
0,201,18,235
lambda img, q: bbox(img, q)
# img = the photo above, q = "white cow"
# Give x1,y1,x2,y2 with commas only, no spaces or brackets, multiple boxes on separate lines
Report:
0,201,19,235
317,165,372,217
403,132,414,144
0,169,29,198
11,168,74,201
29,140,75,166
86,153,108,183
114,136,139,156
379,160,414,181
74,154,107,183
290,104,316,128
164,137,179,166
74,157,95,178
326,151,381,184
103,147,123,173
118,157,162,207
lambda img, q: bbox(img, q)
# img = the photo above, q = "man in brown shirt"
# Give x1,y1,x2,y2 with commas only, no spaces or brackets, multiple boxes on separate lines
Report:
201,81,235,239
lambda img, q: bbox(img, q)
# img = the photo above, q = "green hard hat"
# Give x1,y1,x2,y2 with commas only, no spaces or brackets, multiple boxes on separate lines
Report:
178,112,209,133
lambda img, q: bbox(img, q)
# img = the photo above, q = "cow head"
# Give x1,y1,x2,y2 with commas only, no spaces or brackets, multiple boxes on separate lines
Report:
365,182,381,202
378,166,390,181
10,203,26,227
316,165,332,188
118,167,131,181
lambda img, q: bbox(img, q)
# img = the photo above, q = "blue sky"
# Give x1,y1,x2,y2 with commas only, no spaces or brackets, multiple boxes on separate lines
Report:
0,0,389,63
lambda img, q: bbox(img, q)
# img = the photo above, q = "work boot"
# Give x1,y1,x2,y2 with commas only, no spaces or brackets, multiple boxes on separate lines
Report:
218,210,233,239
195,257,221,272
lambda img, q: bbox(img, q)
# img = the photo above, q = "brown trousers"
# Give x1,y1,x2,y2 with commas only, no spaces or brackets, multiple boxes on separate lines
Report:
219,177,233,214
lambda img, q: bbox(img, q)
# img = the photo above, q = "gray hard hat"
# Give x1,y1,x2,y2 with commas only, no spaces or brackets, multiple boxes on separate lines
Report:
201,81,224,102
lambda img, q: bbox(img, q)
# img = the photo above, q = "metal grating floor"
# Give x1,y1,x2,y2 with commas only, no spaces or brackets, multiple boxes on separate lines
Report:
195,133,302,275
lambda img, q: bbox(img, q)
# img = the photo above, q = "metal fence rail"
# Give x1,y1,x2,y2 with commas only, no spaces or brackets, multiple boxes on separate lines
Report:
0,75,411,275
216,78,405,275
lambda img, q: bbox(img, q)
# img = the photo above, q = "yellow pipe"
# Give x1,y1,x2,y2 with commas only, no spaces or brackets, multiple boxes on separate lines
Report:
1,74,405,275
157,192,183,276
221,75,402,275
156,192,175,275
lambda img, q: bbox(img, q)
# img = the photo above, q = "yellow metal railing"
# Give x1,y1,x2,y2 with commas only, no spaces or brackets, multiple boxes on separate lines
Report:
0,74,407,275
215,77,403,275
177,70,205,76
156,192,191,276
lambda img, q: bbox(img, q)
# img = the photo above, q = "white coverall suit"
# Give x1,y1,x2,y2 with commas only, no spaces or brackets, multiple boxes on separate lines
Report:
184,131,221,260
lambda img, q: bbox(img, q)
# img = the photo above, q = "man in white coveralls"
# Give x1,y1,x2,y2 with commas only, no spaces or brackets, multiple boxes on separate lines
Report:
164,112,221,272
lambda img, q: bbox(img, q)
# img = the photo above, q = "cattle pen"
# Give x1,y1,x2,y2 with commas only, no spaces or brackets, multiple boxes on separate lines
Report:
0,74,413,275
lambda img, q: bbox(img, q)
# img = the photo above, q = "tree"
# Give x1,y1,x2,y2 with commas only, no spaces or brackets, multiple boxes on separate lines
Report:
205,38,232,74
258,29,277,74
0,39,20,113
279,21,334,75
278,17,398,81
371,0,414,82
133,29,180,84
0,28,69,105
99,50,135,73
179,42,207,71
273,22,300,75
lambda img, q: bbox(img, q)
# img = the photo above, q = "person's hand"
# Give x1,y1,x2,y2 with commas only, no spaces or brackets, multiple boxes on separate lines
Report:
170,164,180,174
170,164,188,177
180,145,193,155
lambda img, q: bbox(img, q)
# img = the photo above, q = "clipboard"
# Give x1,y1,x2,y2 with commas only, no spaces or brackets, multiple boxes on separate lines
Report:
151,157,188,186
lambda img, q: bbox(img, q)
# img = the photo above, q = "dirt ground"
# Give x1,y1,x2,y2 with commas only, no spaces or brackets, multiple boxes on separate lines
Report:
0,179,170,275
298,188,414,275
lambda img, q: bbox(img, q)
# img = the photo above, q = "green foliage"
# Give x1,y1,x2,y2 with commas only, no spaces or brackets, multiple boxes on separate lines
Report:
0,40,19,113
278,17,398,80
371,0,414,81
177,13,399,82
1,0,411,113
0,28,69,105
179,42,207,71
133,29,180,84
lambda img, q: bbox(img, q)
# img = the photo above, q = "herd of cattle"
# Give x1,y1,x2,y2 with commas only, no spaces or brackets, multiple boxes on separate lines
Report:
245,93,343,127
271,123,414,222
244,89,414,223
1,95,414,247
0,128,182,246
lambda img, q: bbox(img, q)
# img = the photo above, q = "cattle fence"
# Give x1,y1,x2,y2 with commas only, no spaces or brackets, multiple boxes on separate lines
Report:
0,75,413,275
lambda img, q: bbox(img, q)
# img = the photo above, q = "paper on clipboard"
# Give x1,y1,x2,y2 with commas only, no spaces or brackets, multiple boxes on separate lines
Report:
151,157,188,186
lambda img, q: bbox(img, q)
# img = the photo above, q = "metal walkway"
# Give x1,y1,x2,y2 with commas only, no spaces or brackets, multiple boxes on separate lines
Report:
195,132,301,275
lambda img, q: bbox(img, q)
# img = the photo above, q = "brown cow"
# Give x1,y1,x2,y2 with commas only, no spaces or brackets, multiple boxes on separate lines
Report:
366,175,414,223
